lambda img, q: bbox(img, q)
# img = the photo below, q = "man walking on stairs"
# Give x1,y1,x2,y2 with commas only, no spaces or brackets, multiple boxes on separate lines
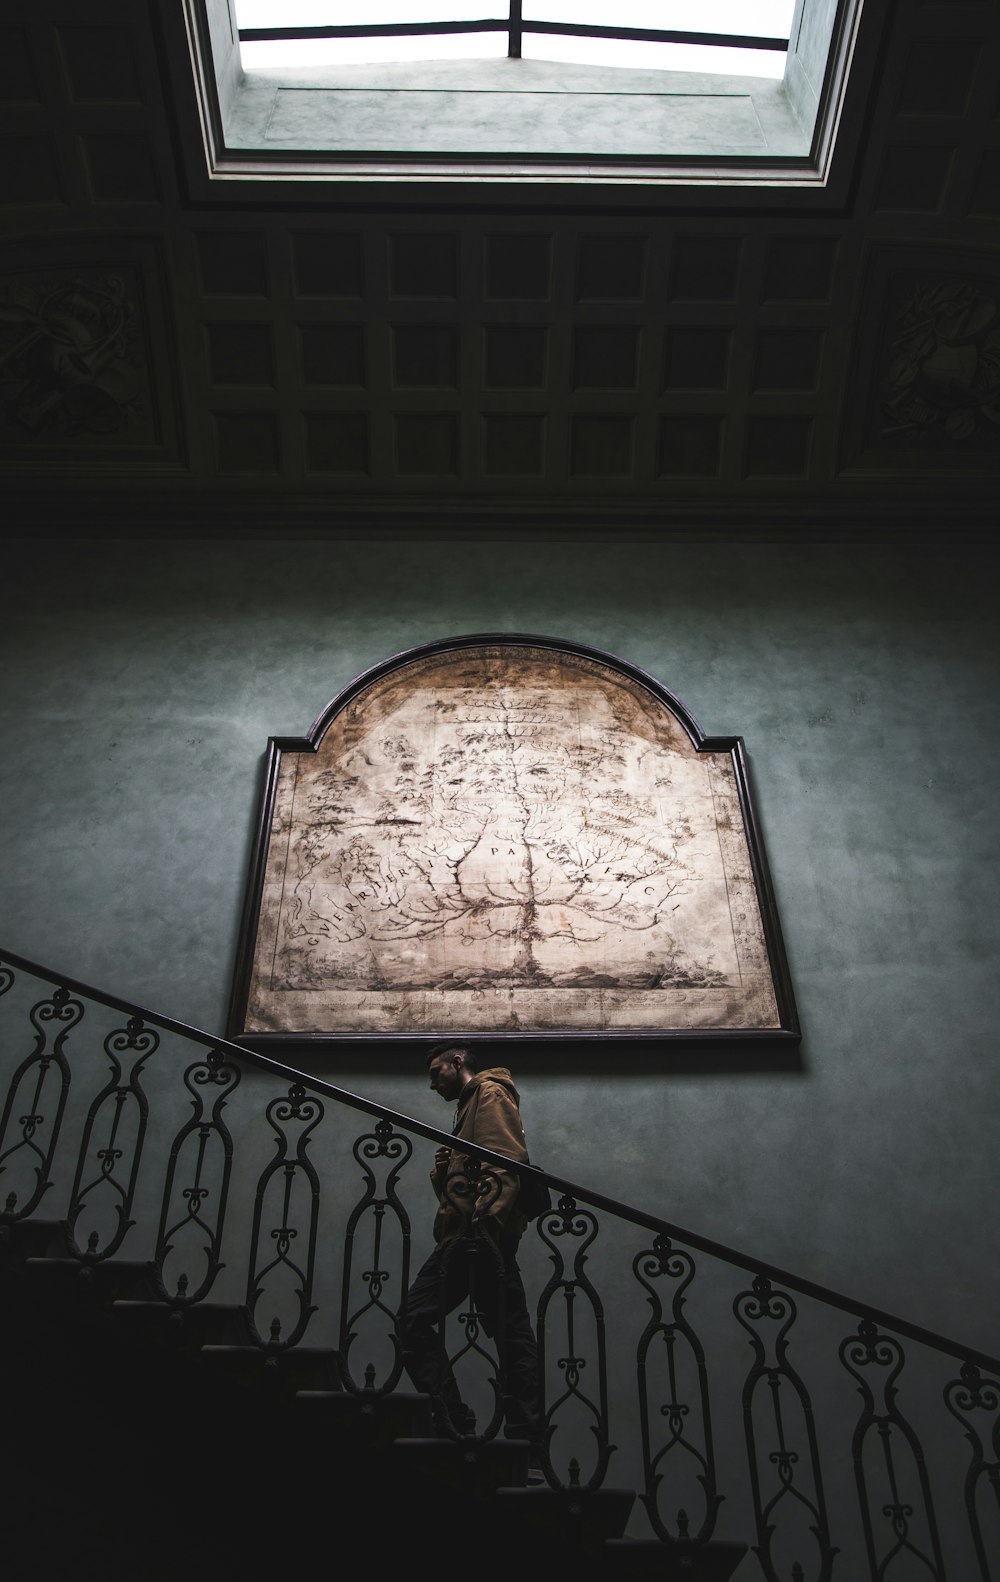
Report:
397,1042,543,1465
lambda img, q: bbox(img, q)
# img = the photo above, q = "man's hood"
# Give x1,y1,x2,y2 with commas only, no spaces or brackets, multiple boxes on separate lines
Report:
461,1066,520,1103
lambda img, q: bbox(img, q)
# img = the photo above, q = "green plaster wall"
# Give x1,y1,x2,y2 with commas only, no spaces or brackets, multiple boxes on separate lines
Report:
2,534,998,1366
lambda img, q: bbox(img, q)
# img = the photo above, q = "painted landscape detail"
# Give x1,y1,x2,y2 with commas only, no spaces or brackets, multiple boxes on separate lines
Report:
246,646,779,1033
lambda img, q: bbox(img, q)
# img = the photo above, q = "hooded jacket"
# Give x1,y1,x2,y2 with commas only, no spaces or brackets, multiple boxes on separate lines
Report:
431,1066,529,1245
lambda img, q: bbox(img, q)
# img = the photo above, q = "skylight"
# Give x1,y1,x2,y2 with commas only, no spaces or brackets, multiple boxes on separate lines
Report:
235,0,794,79
187,0,865,185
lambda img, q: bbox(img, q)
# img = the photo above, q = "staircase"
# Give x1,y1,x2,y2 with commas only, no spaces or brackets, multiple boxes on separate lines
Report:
1,949,997,1582
2,1214,743,1581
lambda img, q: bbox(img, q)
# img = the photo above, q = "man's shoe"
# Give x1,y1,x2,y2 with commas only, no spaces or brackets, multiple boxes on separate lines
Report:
505,1434,547,1485
431,1403,477,1438
526,1452,546,1486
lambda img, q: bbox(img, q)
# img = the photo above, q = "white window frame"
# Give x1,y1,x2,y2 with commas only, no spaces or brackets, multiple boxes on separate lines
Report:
182,0,866,191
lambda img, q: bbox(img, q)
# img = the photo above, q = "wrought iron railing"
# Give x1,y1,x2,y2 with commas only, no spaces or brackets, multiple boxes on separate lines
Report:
238,11,789,64
1,945,997,1579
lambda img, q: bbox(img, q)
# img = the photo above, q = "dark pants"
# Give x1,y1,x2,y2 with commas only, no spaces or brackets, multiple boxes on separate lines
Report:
398,1229,541,1442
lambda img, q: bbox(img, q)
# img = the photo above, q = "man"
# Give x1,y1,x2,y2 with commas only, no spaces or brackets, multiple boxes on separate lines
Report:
397,1042,542,1459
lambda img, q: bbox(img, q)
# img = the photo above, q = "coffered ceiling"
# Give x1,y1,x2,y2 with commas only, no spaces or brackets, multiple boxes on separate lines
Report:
1,0,998,536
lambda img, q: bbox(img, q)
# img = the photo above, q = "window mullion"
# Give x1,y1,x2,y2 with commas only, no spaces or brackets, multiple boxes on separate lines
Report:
508,0,522,59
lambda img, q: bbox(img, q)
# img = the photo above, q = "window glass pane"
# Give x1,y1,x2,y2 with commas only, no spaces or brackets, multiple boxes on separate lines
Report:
239,35,508,66
520,0,794,34
236,0,508,67
237,0,497,24
519,0,792,77
520,36,786,78
236,0,794,72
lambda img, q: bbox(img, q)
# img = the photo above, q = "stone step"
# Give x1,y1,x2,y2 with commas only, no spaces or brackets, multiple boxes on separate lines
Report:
494,1484,637,1553
0,1216,68,1259
388,1433,534,1495
24,1254,156,1302
602,1537,748,1579
295,1385,435,1446
200,1341,343,1393
111,1297,245,1347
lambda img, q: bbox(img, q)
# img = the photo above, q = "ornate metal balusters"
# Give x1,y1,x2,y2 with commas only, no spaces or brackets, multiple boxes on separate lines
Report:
153,1049,240,1305
735,1275,836,1582
0,959,14,999
536,1193,612,1490
245,1083,323,1350
65,1016,158,1261
634,1232,721,1547
944,1362,1000,1581
839,1318,946,1581
433,1158,506,1439
339,1118,412,1393
0,984,84,1220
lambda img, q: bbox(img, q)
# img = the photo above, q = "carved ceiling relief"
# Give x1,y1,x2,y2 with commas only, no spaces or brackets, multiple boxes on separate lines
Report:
880,274,1000,450
0,267,152,445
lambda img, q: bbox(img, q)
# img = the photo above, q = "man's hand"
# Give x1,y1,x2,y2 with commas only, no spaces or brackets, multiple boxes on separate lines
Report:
473,1210,503,1238
432,1145,452,1174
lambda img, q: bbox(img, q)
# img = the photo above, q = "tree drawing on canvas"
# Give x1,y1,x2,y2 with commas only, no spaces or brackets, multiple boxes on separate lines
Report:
242,644,783,1035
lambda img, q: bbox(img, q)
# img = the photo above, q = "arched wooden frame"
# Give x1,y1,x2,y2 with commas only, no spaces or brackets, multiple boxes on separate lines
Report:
227,635,799,1050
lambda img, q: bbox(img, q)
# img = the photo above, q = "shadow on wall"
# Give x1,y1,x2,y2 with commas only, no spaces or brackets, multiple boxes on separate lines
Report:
260,1033,808,1082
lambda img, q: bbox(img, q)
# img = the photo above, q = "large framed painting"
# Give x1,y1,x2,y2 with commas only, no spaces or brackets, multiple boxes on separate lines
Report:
228,636,798,1049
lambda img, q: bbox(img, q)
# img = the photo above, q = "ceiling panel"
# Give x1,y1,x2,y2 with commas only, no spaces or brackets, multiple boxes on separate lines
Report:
0,0,997,532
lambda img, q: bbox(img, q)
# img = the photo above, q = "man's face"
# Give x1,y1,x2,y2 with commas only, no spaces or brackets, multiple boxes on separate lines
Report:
428,1050,464,1102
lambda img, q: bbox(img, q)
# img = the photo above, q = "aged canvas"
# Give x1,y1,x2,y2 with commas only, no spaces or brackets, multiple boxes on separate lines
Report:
237,642,792,1039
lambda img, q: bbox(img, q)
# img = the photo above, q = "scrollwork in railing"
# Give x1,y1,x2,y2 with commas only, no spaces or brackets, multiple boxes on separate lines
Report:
634,1232,721,1546
839,1317,945,1581
944,1361,1000,1582
65,1016,159,1261
245,1083,323,1350
0,985,84,1220
536,1192,612,1491
153,1049,240,1305
735,1274,836,1582
432,1158,506,1440
339,1118,413,1393
6,946,1000,1582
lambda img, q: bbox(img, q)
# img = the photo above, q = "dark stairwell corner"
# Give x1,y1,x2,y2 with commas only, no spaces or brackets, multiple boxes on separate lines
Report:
0,1216,741,1582
0,1196,748,1579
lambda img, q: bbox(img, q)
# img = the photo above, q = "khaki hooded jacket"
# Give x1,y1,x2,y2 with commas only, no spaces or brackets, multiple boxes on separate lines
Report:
431,1066,529,1245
